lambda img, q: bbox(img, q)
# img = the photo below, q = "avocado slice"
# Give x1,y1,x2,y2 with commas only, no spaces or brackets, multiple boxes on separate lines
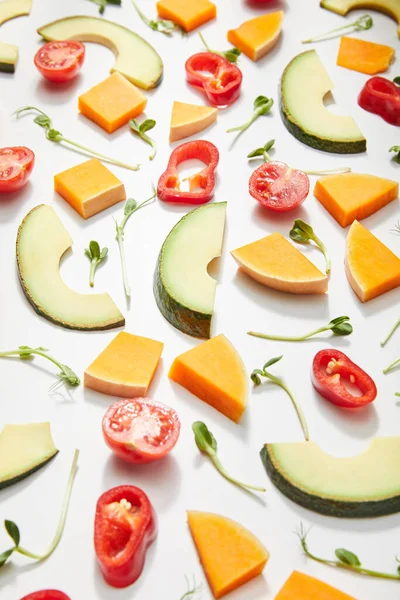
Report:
321,0,400,38
0,423,58,489
154,202,226,339
280,50,366,154
17,205,125,331
37,15,163,90
261,437,400,518
0,0,31,73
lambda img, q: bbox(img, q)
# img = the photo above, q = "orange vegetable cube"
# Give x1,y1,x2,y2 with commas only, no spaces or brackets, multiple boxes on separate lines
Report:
156,0,216,32
275,571,356,599
337,36,395,75
228,11,284,62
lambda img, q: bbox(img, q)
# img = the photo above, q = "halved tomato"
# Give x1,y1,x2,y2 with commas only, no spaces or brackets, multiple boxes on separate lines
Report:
0,147,35,193
21,592,71,600
102,398,180,464
249,161,310,212
34,41,85,83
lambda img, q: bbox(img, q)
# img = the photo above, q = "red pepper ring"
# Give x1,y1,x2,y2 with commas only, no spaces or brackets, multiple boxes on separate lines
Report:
94,485,157,588
157,140,219,205
358,76,400,126
21,593,71,600
185,52,242,107
311,349,377,409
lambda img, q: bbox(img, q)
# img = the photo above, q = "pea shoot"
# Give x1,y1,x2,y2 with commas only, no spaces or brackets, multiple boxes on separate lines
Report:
302,14,373,44
227,96,273,135
383,357,400,375
390,146,400,164
179,576,202,599
381,317,400,347
86,0,121,14
129,118,157,160
199,32,241,63
132,0,182,35
290,219,331,273
248,316,353,343
394,77,400,86
85,240,108,287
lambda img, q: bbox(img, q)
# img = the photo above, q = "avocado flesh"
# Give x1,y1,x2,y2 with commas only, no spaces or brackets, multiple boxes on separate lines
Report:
0,423,58,489
154,203,226,339
0,0,31,73
280,50,366,154
0,41,17,72
17,205,124,331
321,0,400,37
261,437,400,517
37,16,163,89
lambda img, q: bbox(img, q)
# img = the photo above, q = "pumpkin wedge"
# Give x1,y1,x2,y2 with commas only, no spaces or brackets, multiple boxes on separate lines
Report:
187,511,269,598
314,173,398,227
170,101,217,142
156,0,216,32
275,571,356,599
337,36,395,75
345,221,400,302
231,233,328,294
227,11,284,62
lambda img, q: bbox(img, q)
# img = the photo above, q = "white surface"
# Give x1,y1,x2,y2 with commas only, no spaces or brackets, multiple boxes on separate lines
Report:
0,1,399,598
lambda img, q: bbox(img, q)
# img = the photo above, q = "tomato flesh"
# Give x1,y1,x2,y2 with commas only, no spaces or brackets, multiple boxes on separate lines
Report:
20,592,71,600
102,398,180,464
0,147,35,193
34,41,85,82
249,161,310,212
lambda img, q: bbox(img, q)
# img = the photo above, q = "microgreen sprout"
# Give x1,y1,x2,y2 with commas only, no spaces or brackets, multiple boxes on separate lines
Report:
129,118,157,160
85,240,108,287
248,316,353,343
132,0,183,35
192,421,266,493
251,356,309,441
394,77,400,86
0,449,79,568
383,357,400,375
14,106,139,171
180,575,203,599
227,96,273,135
199,32,241,63
391,221,400,235
302,14,373,44
86,0,121,14
290,219,331,273
390,146,400,164
381,317,400,347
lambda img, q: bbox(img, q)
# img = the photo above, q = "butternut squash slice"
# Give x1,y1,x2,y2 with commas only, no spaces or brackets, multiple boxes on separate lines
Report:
227,11,284,62
187,511,269,598
170,101,217,142
345,220,400,302
314,173,398,227
337,36,395,75
275,571,356,599
156,0,216,32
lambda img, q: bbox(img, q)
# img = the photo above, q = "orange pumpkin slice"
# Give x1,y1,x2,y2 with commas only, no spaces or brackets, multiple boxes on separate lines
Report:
337,36,395,74
345,220,400,302
227,11,284,62
187,511,269,598
156,0,216,32
231,233,328,294
170,101,217,142
275,571,356,599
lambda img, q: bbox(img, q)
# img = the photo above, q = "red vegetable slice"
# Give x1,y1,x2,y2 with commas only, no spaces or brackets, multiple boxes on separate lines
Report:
0,147,35,193
185,52,242,107
21,592,71,600
311,349,377,408
249,161,310,212
102,397,180,464
358,76,400,126
34,41,85,83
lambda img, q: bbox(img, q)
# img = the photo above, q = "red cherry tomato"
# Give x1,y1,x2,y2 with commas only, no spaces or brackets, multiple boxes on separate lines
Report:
0,147,35,193
249,161,310,212
102,398,181,464
34,41,85,82
21,592,71,600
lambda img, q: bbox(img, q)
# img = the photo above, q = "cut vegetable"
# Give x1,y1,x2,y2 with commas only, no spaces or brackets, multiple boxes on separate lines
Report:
345,220,400,302
231,233,328,294
275,571,356,599
37,15,163,89
0,0,31,73
17,205,124,330
249,161,310,212
227,11,284,62
187,511,269,598
261,436,400,517
280,50,366,154
34,41,85,82
170,101,217,142
169,334,247,423
156,0,216,32
0,423,58,489
321,0,400,38
154,202,226,339
85,332,163,397
314,172,398,227
337,36,395,75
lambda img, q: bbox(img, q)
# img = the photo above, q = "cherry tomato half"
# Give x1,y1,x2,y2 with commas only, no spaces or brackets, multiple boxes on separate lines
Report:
34,41,85,83
0,147,35,193
21,592,71,600
249,161,310,212
102,398,181,464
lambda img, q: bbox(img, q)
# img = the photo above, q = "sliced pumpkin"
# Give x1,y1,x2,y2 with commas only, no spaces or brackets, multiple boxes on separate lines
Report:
187,511,269,598
170,101,217,142
156,0,216,32
345,220,400,302
275,571,356,599
337,36,395,75
231,233,328,294
227,11,284,62
314,173,398,227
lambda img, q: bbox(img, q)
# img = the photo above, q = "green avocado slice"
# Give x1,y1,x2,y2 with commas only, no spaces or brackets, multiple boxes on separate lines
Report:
261,437,400,518
321,0,400,38
0,423,58,489
0,0,31,73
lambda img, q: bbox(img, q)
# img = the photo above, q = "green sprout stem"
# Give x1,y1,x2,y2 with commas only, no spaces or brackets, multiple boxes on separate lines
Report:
180,576,202,599
0,347,80,388
383,357,400,375
381,317,400,347
290,219,331,274
227,96,273,134
248,316,352,342
199,32,240,63
132,0,180,34
210,452,265,492
302,14,373,43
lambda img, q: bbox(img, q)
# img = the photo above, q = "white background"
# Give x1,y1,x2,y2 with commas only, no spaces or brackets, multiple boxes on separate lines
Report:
0,0,400,598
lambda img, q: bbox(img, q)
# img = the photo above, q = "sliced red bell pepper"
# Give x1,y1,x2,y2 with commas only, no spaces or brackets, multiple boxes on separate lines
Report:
94,485,157,588
311,349,377,409
21,592,71,600
157,140,219,204
358,77,400,126
185,52,242,106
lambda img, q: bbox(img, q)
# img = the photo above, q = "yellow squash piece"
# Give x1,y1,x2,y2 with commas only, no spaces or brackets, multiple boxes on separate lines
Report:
227,11,284,62
85,332,164,397
187,511,269,599
275,571,356,599
170,101,217,142
169,334,247,423
54,158,126,219
156,0,216,32
231,233,328,294
337,36,395,75
314,173,398,227
345,220,400,302
321,0,400,38
79,72,147,133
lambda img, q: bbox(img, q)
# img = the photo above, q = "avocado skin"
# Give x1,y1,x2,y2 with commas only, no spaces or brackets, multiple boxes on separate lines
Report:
0,61,15,73
0,450,58,490
261,445,400,518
